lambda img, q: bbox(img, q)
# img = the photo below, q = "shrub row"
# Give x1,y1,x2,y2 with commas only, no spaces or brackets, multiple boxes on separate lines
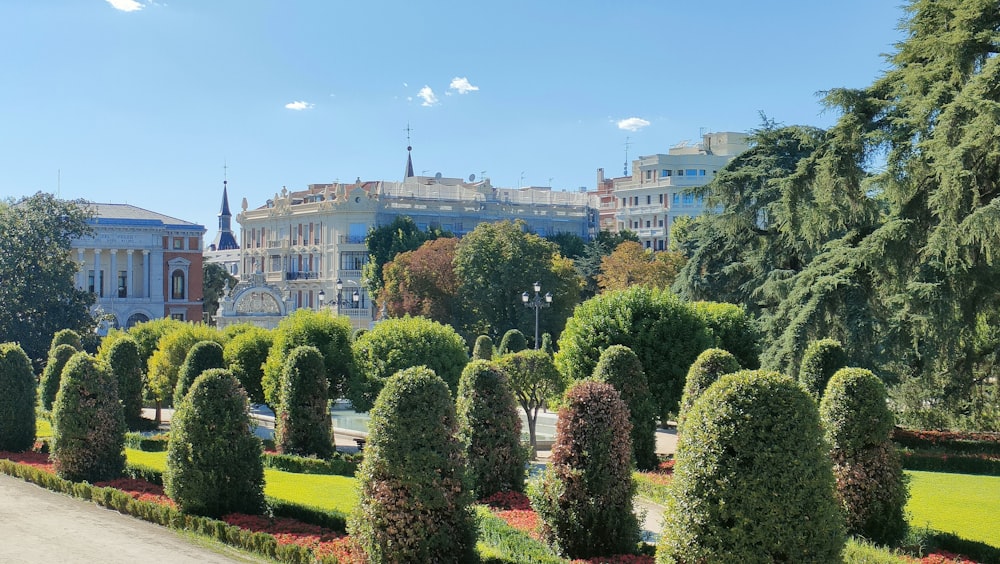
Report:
124,432,170,452
262,452,358,477
891,427,1000,455
0,459,327,564
898,450,1000,476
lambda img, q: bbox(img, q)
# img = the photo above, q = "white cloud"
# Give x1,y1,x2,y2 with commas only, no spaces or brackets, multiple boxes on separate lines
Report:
449,77,479,95
403,82,409,88
107,0,144,11
284,101,314,111
418,86,438,107
617,117,651,132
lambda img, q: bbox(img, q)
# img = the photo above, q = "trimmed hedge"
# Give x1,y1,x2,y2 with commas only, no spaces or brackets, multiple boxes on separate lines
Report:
262,309,355,408
49,329,83,354
472,335,494,361
105,336,145,429
692,301,760,369
39,344,76,412
531,380,640,559
891,427,1000,455
798,338,848,398
658,370,845,563
591,344,658,471
224,326,272,405
498,329,528,355
52,352,125,482
173,340,225,408
350,316,469,412
555,286,714,420
165,368,265,517
124,432,170,452
0,343,37,452
262,453,359,477
677,348,741,430
349,366,476,563
456,360,527,498
275,346,334,458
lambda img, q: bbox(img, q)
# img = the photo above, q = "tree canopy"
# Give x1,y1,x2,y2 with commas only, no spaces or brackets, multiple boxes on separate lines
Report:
0,193,94,367
362,215,451,299
378,237,458,324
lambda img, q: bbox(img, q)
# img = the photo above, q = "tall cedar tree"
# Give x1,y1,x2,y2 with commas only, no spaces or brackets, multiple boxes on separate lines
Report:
275,346,334,458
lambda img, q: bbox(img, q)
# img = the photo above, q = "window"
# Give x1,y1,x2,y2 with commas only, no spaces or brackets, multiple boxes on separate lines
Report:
645,240,651,249
662,169,671,177
677,170,685,176
645,170,652,180
646,195,651,205
685,169,698,177
270,255,281,271
170,313,185,321
171,270,185,300
658,240,665,250
340,251,369,270
658,219,664,227
672,194,680,205
622,197,627,207
659,194,664,204
646,221,651,228
699,169,706,176
87,270,104,297
683,193,695,205
172,237,183,250
118,271,127,297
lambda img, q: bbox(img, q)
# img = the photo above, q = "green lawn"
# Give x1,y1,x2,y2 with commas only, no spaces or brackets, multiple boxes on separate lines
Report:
907,470,1000,547
36,419,52,439
125,449,358,514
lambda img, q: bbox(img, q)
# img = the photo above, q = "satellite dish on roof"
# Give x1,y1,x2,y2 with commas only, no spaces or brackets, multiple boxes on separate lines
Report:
434,172,443,180
469,173,476,182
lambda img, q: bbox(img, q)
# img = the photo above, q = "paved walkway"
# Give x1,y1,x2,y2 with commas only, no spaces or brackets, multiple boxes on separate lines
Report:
0,473,262,564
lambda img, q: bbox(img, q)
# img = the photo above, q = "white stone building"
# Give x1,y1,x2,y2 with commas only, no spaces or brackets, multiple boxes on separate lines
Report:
613,131,748,250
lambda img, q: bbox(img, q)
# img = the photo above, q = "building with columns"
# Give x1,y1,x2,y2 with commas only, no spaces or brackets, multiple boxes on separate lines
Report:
72,204,206,329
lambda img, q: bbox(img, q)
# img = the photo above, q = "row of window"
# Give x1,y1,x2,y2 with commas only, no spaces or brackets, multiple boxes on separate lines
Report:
168,236,200,251
87,269,187,300
620,193,704,207
643,168,709,180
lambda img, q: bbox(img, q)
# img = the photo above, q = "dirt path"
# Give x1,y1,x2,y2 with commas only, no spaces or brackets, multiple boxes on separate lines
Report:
0,474,264,564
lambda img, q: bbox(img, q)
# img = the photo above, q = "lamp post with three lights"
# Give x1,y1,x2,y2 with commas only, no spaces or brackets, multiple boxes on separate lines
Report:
521,281,552,350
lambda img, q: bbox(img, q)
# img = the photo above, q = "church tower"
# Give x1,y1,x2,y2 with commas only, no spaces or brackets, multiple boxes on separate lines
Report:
210,179,239,251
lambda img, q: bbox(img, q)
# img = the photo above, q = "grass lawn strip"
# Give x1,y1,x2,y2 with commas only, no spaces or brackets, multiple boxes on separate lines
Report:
125,449,358,514
906,470,1000,548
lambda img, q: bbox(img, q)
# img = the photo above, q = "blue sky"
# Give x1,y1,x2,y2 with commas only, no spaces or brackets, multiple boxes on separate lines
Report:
1,1,905,237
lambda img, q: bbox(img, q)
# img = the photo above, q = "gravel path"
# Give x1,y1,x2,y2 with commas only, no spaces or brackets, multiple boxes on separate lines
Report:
0,474,264,564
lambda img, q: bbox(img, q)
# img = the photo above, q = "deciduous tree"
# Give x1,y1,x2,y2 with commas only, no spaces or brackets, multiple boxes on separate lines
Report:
378,237,458,324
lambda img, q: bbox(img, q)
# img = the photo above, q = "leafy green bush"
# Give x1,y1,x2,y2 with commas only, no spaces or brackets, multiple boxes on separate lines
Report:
262,309,355,408
164,368,264,517
275,346,334,458
49,329,82,354
51,352,126,482
0,343,36,452
349,366,475,562
173,340,225,407
350,316,468,412
591,344,658,470
692,301,760,369
676,348,741,429
499,329,528,355
531,380,639,559
798,338,848,398
658,370,845,563
39,344,76,412
456,360,527,498
555,286,714,420
224,326,272,404
105,336,145,428
821,367,908,545
472,335,494,361
147,324,225,407
540,332,554,356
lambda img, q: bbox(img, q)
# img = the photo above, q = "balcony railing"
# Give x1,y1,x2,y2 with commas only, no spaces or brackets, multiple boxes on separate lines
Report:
339,235,367,244
286,271,318,280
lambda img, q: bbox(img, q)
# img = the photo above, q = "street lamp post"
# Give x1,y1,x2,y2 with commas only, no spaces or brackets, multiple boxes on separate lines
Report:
317,289,325,311
336,278,343,316
522,281,552,350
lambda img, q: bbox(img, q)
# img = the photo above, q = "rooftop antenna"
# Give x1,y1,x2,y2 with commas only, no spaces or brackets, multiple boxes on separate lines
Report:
519,171,526,189
699,126,707,137
548,177,553,187
624,136,631,176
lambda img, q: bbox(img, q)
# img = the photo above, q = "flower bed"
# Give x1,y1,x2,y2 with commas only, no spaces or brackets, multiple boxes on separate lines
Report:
93,477,175,507
220,513,361,563
0,450,53,473
893,428,1000,454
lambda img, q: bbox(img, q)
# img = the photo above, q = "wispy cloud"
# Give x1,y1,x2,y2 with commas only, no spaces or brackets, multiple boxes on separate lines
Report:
449,77,479,95
418,86,438,107
617,117,651,132
107,0,144,12
285,101,314,111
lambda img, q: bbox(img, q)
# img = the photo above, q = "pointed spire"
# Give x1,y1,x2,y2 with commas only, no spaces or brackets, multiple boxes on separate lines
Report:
405,145,414,179
220,180,232,217
212,170,239,251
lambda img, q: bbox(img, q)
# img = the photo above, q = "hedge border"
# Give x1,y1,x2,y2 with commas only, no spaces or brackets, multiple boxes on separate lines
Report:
898,450,1000,477
892,428,1000,455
